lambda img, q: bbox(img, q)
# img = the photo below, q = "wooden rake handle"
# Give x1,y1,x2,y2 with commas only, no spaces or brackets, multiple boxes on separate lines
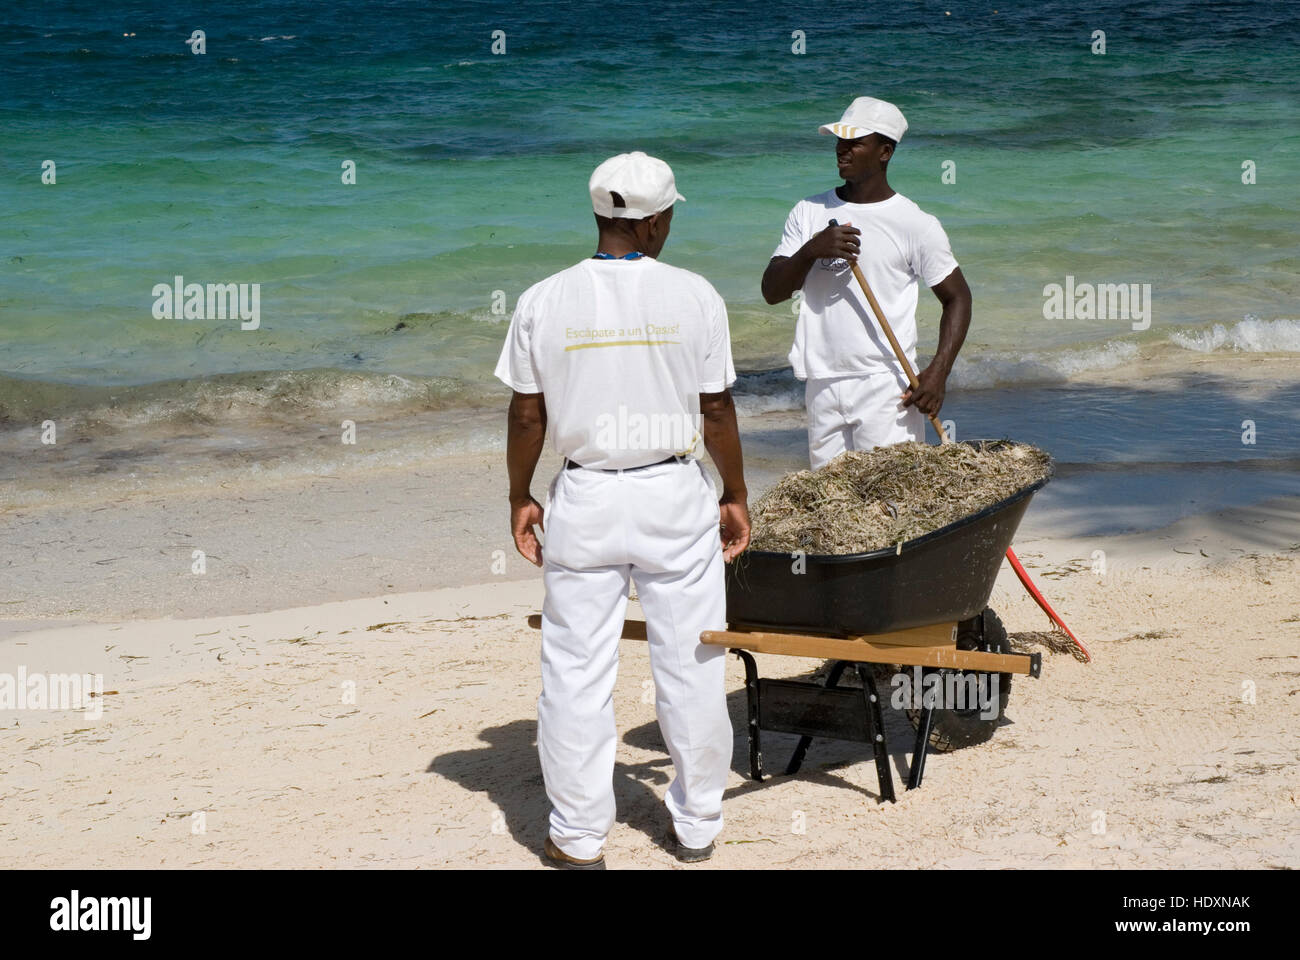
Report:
831,219,948,443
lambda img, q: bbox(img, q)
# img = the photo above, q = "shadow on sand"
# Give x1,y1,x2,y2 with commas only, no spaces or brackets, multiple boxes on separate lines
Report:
426,658,987,859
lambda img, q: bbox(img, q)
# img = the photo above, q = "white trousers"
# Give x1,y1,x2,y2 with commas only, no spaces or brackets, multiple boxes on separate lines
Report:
539,457,732,859
805,370,925,469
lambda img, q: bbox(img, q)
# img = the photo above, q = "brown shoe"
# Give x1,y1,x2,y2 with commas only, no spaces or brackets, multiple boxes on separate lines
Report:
544,836,605,870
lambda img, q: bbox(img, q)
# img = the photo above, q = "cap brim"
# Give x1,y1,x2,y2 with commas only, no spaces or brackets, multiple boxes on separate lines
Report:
819,122,874,139
651,192,685,215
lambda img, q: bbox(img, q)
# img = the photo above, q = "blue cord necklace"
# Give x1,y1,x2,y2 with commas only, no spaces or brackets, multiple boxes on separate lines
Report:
592,251,645,260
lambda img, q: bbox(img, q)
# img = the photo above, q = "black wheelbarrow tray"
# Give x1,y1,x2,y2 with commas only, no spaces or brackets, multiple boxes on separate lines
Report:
697,439,1055,801
722,439,1053,635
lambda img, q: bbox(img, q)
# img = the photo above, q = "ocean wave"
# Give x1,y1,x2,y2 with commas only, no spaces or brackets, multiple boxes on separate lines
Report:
727,341,1146,414
947,341,1140,389
0,369,497,428
1168,316,1300,353
731,369,802,416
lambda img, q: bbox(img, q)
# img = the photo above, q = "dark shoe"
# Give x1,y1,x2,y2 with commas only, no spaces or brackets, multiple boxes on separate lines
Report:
663,818,714,863
544,836,605,870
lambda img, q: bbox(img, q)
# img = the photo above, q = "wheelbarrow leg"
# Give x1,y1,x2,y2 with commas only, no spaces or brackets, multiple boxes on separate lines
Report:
785,659,850,775
734,649,765,782
908,693,935,790
857,664,896,803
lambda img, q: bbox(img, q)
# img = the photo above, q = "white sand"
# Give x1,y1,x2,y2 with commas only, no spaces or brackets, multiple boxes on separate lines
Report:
3,493,1297,868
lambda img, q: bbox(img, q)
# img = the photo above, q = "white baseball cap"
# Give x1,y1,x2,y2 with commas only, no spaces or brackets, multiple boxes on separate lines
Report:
819,96,908,144
589,151,684,219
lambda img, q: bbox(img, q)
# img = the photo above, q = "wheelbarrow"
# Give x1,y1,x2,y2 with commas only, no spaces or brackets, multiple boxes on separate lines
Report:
525,440,1052,804
708,439,1053,802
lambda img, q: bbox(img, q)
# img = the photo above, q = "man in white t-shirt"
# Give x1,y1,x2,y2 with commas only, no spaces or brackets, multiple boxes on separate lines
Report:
761,96,972,468
494,152,750,869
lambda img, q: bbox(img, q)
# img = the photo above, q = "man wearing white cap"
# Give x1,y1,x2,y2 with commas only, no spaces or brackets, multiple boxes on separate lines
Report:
761,96,972,468
495,151,750,868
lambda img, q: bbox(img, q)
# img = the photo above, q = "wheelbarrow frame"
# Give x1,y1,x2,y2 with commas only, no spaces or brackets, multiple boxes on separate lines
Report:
702,616,1037,802
526,613,1039,803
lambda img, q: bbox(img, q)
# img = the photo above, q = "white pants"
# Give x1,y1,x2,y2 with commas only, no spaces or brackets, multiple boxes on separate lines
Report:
539,457,732,859
805,370,924,469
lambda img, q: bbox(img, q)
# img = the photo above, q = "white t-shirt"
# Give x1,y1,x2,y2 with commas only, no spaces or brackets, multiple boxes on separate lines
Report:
494,257,736,470
772,189,958,380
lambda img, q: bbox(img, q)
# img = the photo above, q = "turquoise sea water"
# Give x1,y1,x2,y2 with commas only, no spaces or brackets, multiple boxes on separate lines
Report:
1,0,1298,499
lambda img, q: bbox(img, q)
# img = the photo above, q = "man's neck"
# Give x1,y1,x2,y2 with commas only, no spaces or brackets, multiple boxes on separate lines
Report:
836,175,895,204
594,233,641,257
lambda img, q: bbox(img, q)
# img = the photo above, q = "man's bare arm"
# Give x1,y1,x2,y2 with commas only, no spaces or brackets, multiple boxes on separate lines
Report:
762,253,812,305
760,222,862,304
901,267,972,418
699,389,750,560
506,391,547,565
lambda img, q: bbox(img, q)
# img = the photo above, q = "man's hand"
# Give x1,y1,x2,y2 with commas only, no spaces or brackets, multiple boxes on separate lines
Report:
805,221,861,263
510,495,545,566
718,497,750,562
901,362,948,419
762,222,862,303
700,389,750,560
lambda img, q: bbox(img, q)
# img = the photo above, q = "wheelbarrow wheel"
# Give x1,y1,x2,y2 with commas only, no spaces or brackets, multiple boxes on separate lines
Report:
904,607,1012,752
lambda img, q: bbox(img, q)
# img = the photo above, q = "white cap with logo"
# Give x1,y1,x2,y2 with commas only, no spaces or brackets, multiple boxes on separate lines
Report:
589,151,685,219
819,96,908,143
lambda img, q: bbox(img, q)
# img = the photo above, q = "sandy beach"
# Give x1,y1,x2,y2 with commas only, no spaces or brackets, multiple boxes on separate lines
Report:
3,442,1297,869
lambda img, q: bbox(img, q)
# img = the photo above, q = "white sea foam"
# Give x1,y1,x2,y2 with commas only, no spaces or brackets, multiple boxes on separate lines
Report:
727,341,1145,415
944,341,1140,389
1169,316,1300,354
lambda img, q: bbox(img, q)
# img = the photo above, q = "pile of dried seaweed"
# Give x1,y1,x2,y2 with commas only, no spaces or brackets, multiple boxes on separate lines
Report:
749,441,1052,555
